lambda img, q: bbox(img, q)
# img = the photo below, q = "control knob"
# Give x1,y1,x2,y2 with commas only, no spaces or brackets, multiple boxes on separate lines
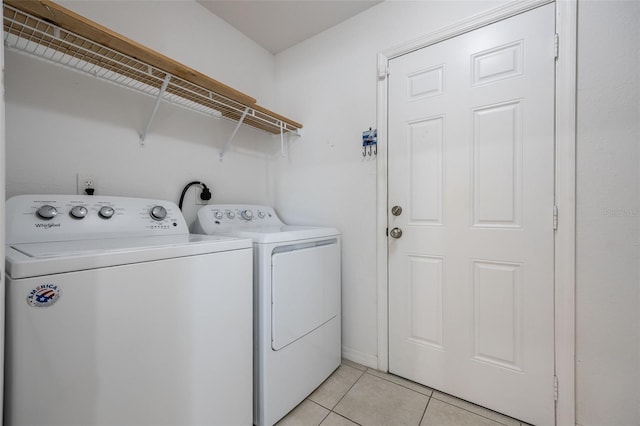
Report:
69,205,88,219
150,205,167,221
226,210,235,219
36,205,58,220
257,211,265,219
241,210,253,221
99,206,115,219
214,211,223,220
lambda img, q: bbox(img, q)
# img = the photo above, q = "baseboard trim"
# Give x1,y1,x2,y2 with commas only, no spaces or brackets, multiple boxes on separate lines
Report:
342,347,378,369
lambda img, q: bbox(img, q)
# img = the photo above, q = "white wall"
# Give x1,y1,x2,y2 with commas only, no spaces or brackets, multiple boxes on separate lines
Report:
5,0,278,227
272,0,505,367
273,0,640,424
58,0,276,106
0,16,6,417
6,0,640,423
576,2,640,425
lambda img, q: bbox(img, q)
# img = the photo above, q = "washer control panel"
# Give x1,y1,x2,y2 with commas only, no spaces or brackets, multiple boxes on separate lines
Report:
6,194,188,244
197,204,284,233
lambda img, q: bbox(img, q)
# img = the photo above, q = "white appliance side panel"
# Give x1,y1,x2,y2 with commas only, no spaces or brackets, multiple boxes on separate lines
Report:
5,249,253,426
271,242,340,350
262,316,341,426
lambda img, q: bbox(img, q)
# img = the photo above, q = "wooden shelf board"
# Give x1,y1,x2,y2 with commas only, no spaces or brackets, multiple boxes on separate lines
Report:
4,0,303,133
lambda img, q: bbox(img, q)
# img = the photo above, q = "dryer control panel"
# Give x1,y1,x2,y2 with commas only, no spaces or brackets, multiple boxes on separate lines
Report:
196,204,285,233
6,194,188,244
199,205,282,225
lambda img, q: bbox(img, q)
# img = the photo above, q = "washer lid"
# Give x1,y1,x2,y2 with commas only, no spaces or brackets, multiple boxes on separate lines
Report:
6,234,252,279
211,225,340,244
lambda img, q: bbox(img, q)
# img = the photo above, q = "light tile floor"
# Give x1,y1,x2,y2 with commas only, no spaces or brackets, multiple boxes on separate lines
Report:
276,360,531,426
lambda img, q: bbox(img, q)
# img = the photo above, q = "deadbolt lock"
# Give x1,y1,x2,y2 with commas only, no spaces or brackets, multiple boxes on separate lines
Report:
391,205,403,216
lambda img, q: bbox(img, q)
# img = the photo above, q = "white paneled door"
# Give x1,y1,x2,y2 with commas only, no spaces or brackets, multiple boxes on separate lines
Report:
387,4,556,425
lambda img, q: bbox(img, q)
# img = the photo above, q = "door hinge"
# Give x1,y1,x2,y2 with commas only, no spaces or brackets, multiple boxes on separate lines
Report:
386,227,389,237
553,205,558,231
554,33,559,60
553,375,559,401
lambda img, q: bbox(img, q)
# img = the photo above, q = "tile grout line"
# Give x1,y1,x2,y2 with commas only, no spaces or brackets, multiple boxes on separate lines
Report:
429,394,520,426
330,411,364,426
365,369,433,397
308,364,356,410
356,367,432,426
361,365,519,426
307,399,332,425
325,366,367,419
418,393,433,425
306,362,524,426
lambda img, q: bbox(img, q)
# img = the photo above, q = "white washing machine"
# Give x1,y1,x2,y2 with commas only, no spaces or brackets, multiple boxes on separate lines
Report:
195,205,341,426
4,195,254,426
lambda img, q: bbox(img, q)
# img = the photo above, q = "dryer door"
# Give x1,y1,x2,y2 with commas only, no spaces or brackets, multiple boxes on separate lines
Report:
271,240,340,351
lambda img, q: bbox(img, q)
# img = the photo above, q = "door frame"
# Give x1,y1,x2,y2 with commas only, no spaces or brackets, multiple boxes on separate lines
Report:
375,1,577,425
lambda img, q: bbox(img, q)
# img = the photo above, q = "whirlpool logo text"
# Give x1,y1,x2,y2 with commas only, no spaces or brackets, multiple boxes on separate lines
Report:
34,223,61,229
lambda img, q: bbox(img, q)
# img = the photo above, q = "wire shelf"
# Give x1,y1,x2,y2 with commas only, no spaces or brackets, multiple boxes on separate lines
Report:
3,3,302,135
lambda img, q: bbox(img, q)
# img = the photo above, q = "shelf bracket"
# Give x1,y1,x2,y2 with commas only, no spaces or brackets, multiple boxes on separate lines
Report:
219,106,250,161
139,73,171,146
280,121,286,158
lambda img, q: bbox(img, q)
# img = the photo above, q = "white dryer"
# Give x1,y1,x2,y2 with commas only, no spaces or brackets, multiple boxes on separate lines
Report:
4,195,254,426
196,205,341,426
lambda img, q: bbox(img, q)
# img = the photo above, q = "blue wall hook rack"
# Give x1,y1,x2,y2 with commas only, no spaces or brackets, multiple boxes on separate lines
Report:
362,128,377,157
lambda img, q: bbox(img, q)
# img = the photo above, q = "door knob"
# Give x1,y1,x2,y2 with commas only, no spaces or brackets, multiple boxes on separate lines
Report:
389,227,403,239
391,205,403,216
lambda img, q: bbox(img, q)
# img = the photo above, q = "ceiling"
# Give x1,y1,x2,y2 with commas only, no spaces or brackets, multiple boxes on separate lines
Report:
197,1,382,54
